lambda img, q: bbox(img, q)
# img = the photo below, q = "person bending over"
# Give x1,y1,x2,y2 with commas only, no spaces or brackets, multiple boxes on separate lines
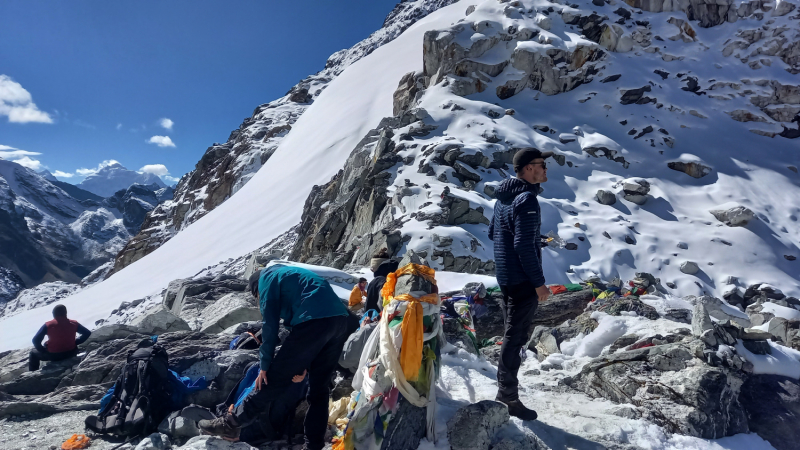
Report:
199,264,349,450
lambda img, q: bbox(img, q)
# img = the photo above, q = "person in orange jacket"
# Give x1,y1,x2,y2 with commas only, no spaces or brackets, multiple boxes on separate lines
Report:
348,278,368,312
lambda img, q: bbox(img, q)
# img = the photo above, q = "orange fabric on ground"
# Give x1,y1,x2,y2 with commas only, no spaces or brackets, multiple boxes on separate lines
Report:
61,434,91,450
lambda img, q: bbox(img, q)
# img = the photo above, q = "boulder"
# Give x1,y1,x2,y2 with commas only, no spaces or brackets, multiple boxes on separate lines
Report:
380,397,427,450
447,400,510,450
668,161,712,178
595,190,617,205
173,436,259,449
0,384,106,419
159,411,202,440
135,433,171,450
198,293,261,334
689,295,751,328
692,304,713,336
569,341,748,439
709,206,756,227
480,344,503,365
680,261,700,275
0,348,33,384
443,318,480,355
740,375,800,450
664,308,692,324
602,297,660,320
84,324,144,345
532,288,593,327
131,304,192,334
0,355,81,395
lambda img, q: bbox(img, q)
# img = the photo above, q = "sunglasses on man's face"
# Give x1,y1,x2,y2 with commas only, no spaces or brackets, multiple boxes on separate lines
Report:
528,162,547,169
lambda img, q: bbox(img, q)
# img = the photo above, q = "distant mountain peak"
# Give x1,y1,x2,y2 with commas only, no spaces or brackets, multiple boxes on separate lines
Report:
37,169,58,182
77,163,166,197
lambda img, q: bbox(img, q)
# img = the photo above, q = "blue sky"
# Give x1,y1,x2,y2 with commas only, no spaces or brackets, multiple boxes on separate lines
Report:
0,0,397,185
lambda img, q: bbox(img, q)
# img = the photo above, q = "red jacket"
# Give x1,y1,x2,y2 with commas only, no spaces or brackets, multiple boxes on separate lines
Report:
43,318,80,353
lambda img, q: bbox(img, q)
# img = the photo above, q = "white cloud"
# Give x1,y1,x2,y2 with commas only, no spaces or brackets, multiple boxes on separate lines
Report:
159,118,173,131
0,144,44,170
164,175,180,183
116,123,122,130
147,135,176,148
138,164,169,177
53,170,74,178
76,159,121,177
13,156,43,171
0,75,53,124
0,145,42,160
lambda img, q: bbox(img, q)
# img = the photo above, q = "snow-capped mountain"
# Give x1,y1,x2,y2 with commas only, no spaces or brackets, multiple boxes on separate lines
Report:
37,169,58,182
0,160,174,292
4,0,798,347
109,0,460,274
77,162,167,197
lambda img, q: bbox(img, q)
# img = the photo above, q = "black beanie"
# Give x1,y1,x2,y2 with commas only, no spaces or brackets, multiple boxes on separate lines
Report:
248,271,261,298
513,148,554,172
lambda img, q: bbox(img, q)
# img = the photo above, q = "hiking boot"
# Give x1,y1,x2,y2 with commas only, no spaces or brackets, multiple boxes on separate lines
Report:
198,414,241,441
497,398,538,421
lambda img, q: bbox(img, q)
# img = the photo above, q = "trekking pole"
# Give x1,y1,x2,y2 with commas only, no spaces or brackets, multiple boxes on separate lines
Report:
109,433,140,450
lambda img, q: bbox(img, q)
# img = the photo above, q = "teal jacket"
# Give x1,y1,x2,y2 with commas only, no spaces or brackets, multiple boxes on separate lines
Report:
257,265,348,371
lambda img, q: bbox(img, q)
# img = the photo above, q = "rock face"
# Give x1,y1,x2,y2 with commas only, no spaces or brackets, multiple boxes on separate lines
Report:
447,401,510,450
109,0,461,274
197,292,261,334
623,0,738,27
423,14,605,100
0,266,24,305
289,113,495,274
568,340,749,439
104,183,171,235
740,375,800,450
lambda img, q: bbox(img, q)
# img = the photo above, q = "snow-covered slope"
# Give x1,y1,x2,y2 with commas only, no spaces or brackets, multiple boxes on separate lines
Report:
108,0,460,274
77,162,166,197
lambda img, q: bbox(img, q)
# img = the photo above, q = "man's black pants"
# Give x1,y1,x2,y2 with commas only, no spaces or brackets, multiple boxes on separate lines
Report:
497,281,538,402
28,347,78,371
233,315,348,450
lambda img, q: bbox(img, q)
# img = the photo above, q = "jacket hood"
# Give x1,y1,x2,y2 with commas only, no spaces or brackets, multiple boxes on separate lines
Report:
495,177,538,203
373,259,399,277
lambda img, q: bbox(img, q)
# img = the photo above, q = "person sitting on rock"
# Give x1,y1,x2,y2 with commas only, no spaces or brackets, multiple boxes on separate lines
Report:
364,248,399,312
29,304,91,371
348,277,368,312
199,264,349,449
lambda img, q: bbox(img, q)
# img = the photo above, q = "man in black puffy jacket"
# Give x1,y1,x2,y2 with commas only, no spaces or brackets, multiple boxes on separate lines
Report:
488,148,552,421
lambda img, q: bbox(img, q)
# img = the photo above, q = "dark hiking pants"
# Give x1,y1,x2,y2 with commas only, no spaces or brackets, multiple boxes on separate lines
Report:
233,315,348,450
28,347,78,371
497,281,539,402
